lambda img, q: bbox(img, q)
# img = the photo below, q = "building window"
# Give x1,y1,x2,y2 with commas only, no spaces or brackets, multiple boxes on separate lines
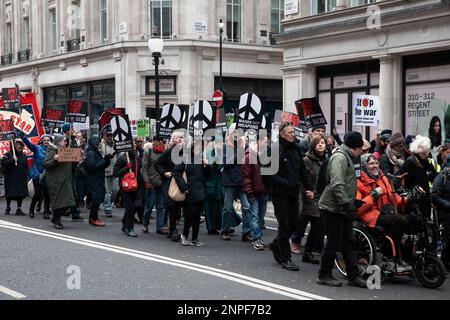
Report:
6,22,13,53
227,0,242,43
21,17,30,50
149,0,172,39
71,1,81,40
312,0,337,15
351,0,376,7
49,8,57,52
270,0,285,45
100,0,108,44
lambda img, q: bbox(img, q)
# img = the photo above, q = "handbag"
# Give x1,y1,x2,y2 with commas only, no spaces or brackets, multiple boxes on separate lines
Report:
122,160,138,193
168,164,188,202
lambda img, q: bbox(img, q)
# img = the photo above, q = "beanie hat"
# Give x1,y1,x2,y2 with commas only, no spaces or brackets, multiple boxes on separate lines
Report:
312,124,326,132
39,134,53,144
344,131,364,149
381,129,392,142
53,134,66,145
62,123,72,134
390,132,405,147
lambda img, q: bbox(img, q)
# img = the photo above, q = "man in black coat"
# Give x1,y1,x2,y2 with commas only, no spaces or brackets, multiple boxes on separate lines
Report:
2,140,29,215
268,123,315,271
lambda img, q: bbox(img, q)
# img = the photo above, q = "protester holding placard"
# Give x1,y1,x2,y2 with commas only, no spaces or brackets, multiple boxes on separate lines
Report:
23,135,52,219
43,134,75,230
100,128,118,218
1,140,29,216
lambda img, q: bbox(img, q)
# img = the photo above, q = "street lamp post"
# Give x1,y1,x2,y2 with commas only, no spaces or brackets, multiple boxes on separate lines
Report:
219,19,224,92
148,38,164,131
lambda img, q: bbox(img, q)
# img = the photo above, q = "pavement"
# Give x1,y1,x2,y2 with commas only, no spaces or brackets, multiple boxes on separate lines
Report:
0,198,449,301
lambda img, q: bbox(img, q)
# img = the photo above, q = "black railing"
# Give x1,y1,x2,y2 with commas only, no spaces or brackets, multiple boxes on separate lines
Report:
67,38,81,52
1,53,13,66
17,49,30,63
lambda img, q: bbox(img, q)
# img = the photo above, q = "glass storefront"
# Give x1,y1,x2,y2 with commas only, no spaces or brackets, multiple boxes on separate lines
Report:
43,79,115,127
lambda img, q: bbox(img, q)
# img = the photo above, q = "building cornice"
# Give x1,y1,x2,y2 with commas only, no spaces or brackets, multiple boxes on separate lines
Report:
277,1,450,45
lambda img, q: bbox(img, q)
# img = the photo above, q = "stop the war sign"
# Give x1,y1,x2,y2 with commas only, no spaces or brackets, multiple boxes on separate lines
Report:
353,95,380,127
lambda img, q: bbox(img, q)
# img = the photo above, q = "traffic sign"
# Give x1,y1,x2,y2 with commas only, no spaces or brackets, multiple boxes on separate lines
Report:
212,90,224,108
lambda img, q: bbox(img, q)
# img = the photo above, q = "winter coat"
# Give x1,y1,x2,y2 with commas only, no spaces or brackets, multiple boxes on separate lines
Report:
318,144,356,215
1,150,29,199
395,155,437,195
299,138,310,156
357,171,407,228
431,168,450,213
99,140,117,177
242,149,268,198
269,137,313,198
221,144,242,187
141,148,163,188
173,154,208,203
23,137,47,180
43,145,75,210
85,138,110,205
154,146,177,183
205,147,224,200
113,152,143,192
301,151,325,217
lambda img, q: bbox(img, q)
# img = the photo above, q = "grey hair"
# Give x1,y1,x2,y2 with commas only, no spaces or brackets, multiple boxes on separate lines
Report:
409,135,432,155
169,130,185,147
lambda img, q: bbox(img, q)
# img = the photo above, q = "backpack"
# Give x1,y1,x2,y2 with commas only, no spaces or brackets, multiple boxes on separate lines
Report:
316,150,352,196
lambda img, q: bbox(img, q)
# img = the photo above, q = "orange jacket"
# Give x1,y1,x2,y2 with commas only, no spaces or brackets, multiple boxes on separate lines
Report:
356,171,407,227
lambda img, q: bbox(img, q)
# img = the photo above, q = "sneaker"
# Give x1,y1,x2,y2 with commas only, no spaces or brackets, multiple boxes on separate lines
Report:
302,252,320,265
347,276,368,289
54,221,64,230
121,225,127,234
241,233,253,243
181,234,192,246
289,239,302,255
281,260,300,272
157,229,170,235
5,207,11,215
316,275,343,287
252,240,265,251
126,229,138,238
260,240,268,248
171,230,181,242
191,240,206,247
142,225,149,234
268,242,282,265
16,209,26,216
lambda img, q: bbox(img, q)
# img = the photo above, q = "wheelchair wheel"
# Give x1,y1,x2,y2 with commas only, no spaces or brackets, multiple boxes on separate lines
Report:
335,226,378,277
414,256,447,289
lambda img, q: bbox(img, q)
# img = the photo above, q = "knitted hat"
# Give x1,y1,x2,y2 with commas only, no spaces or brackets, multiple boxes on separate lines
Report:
53,134,66,145
390,132,405,147
312,124,326,132
62,123,72,134
381,129,392,142
39,134,53,144
344,131,364,149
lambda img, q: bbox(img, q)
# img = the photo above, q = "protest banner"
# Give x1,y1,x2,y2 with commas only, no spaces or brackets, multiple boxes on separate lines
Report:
66,100,88,124
42,108,66,129
137,119,150,138
111,114,134,153
158,104,188,139
188,101,216,139
295,97,327,132
0,119,16,141
2,85,20,110
58,148,83,162
236,93,263,131
273,110,304,140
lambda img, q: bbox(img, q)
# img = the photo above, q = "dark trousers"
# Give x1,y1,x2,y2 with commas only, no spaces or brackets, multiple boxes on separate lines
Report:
167,198,182,233
31,179,50,213
204,197,223,232
122,191,138,230
53,207,71,222
272,196,300,263
441,211,450,268
293,215,325,253
319,211,359,280
6,198,23,208
183,202,203,240
89,203,101,221
376,214,408,253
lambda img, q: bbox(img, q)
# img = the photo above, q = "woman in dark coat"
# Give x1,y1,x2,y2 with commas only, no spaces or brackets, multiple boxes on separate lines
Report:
86,135,114,227
173,141,209,247
113,143,143,238
204,141,223,235
43,134,75,230
2,140,29,215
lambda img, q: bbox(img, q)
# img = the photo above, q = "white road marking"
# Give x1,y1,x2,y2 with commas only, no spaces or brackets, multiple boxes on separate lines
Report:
0,286,26,300
0,220,329,301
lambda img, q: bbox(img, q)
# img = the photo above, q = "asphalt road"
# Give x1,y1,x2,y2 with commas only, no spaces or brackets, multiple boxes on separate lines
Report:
0,200,449,301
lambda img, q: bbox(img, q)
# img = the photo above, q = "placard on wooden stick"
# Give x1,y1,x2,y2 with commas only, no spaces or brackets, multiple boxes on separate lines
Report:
58,148,82,162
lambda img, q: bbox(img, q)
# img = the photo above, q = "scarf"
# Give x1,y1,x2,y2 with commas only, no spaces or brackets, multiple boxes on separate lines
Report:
385,145,404,172
153,144,166,154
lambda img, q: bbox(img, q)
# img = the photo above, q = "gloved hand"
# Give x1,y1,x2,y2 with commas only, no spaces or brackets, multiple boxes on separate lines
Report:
342,202,356,220
247,195,255,204
104,153,114,160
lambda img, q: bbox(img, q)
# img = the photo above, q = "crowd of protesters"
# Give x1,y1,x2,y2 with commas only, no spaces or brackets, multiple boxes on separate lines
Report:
1,117,449,289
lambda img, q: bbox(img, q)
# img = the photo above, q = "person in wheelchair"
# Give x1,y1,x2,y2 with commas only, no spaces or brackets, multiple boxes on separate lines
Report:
356,154,411,272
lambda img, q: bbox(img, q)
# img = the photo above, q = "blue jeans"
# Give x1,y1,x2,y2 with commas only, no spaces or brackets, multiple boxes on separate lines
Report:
104,176,119,214
243,194,269,241
222,186,250,235
143,187,165,231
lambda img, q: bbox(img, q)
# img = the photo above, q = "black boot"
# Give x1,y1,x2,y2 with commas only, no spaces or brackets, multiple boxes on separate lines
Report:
29,209,35,219
43,211,51,220
302,252,320,265
5,207,11,215
16,208,26,216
